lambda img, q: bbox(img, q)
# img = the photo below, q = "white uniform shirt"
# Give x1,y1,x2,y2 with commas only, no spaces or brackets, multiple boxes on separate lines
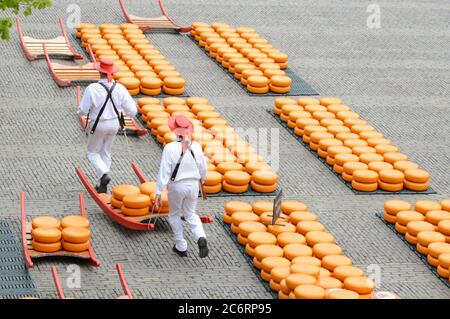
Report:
78,79,137,124
156,140,208,195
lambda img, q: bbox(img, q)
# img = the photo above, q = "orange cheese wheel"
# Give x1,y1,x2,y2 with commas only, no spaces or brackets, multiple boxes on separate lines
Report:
285,274,316,290
111,197,123,209
437,265,449,278
296,118,319,130
204,171,223,186
231,211,259,226
359,131,383,141
305,231,335,247
251,181,277,193
405,232,417,245
343,162,368,175
61,227,90,244
327,146,352,158
291,256,321,267
407,221,435,236
239,221,266,237
277,232,306,247
280,201,308,215
316,277,343,290
267,221,296,237
313,243,343,259
321,255,352,271
164,77,185,89
248,232,277,248
428,242,450,258
343,139,368,149
417,243,429,255
271,266,291,284
122,206,150,216
352,170,378,183
32,216,60,229
296,221,325,235
118,77,140,89
254,244,284,261
333,266,364,282
426,210,450,226
261,257,291,274
404,169,430,183
247,76,269,88
392,161,419,173
326,288,359,299
288,211,318,225
334,154,359,166
204,183,222,194
138,97,160,107
223,171,251,186
251,201,273,215
140,77,162,89
139,182,157,196
379,169,405,184
31,228,61,243
335,132,360,142
320,97,342,107
375,145,399,156
223,212,233,224
290,263,320,277
344,277,375,294
32,240,61,253
438,220,450,236
359,153,384,164
113,185,140,200
283,244,313,260
294,285,325,299
225,201,252,215
440,199,450,212
367,161,393,173
396,210,425,226
395,223,407,234
438,253,450,269
383,152,409,165
122,194,151,209
414,200,441,215
251,171,278,185
378,180,403,192
351,180,378,192
417,231,446,247
297,98,320,107
62,240,89,252
404,179,429,191
384,200,412,216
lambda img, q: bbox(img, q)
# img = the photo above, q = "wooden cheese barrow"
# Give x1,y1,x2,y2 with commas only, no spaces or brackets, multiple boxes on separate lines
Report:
75,86,148,137
51,263,133,299
20,192,101,268
17,17,83,61
119,0,192,33
75,162,213,231
44,44,100,87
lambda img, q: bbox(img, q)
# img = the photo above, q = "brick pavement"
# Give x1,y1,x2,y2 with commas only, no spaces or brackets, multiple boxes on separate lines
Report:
0,0,448,298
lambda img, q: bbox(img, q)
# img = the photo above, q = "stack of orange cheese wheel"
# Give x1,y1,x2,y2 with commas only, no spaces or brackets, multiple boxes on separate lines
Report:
75,22,184,96
383,198,450,280
273,96,431,193
31,216,62,253
222,200,382,299
111,184,140,210
61,216,91,253
121,193,151,216
135,96,278,195
190,22,291,94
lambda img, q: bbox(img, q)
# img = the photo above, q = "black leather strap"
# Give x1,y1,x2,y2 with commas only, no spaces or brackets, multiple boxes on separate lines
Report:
89,82,124,134
170,142,195,182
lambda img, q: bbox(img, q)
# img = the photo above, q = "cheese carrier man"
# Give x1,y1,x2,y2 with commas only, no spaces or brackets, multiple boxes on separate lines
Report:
154,115,209,258
78,59,137,193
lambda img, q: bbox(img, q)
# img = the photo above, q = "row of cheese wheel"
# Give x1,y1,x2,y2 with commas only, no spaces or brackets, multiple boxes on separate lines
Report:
136,96,278,194
222,200,398,299
111,182,169,216
76,22,185,96
190,22,291,94
274,96,431,192
31,216,90,253
384,199,450,280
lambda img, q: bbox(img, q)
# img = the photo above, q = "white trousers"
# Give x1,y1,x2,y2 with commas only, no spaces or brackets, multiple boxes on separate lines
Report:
87,119,119,181
167,181,206,252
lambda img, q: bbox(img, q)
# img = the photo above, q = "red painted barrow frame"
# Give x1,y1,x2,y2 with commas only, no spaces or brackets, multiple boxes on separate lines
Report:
51,263,133,299
119,0,192,33
17,17,83,61
76,162,213,231
20,192,101,268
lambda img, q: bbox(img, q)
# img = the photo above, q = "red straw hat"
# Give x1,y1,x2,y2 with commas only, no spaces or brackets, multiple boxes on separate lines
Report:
168,115,194,152
94,58,119,82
